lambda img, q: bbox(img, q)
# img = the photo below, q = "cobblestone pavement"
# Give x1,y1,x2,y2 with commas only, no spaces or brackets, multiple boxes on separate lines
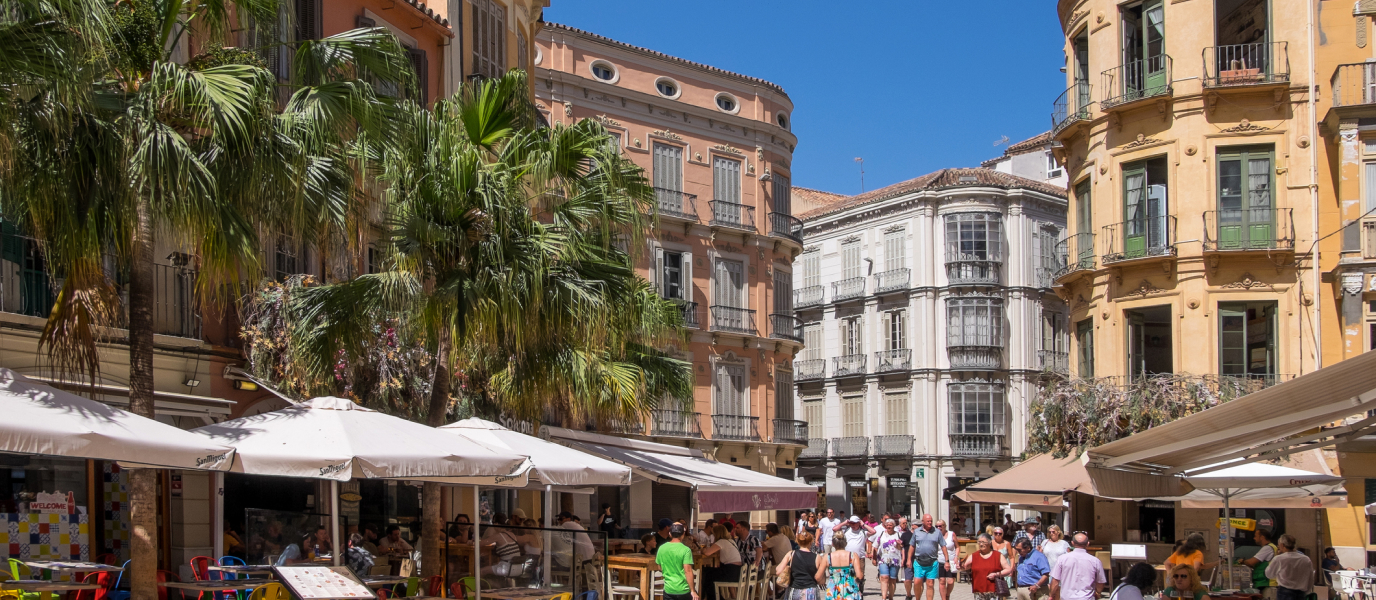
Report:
857,563,974,600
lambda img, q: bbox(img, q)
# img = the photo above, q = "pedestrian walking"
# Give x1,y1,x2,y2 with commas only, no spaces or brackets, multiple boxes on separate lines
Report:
910,514,943,600
776,531,824,600
1049,532,1105,600
841,516,873,590
1012,517,1046,550
817,509,842,553
1011,538,1051,600
824,532,864,600
964,533,1012,600
1039,526,1070,573
897,518,915,600
935,520,958,600
873,519,906,600
657,523,698,600
1265,534,1313,600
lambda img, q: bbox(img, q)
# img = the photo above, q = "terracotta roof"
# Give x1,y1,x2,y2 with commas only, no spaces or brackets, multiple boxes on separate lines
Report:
402,0,451,29
542,22,790,99
981,131,1053,167
792,186,848,214
798,168,1068,221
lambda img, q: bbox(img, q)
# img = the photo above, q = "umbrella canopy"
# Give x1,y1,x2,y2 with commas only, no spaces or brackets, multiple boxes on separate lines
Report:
1166,463,1346,508
1367,503,1376,516
438,418,631,487
0,367,235,470
193,397,531,483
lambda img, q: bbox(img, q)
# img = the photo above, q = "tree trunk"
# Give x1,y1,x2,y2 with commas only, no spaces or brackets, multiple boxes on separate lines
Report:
128,194,159,600
421,331,453,577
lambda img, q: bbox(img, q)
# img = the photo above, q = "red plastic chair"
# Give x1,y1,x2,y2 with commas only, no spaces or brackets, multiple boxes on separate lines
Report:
449,582,464,600
189,558,212,582
95,554,117,567
375,590,390,600
424,576,443,597
72,572,112,600
156,570,179,600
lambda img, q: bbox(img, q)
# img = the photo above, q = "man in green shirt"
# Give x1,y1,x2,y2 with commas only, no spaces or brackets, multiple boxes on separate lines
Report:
656,523,697,600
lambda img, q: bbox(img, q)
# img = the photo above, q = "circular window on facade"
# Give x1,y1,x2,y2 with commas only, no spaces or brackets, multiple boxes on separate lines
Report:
534,47,543,66
776,112,789,130
589,60,618,83
655,77,680,99
715,93,739,114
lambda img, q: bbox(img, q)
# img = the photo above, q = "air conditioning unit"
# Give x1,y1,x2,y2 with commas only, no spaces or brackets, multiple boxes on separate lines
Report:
1047,167,1066,179
1363,217,1376,260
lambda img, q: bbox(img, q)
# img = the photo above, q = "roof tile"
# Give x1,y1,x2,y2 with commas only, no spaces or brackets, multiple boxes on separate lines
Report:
798,167,1067,221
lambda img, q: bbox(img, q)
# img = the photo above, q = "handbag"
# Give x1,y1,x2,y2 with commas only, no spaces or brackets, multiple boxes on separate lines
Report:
994,576,1011,598
775,551,793,588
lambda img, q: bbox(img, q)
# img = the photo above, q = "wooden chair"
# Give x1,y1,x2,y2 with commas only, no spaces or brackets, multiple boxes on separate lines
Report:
715,566,753,600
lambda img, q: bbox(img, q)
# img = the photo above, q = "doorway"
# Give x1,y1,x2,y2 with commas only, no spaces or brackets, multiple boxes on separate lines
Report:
1120,0,1167,100
1214,0,1271,81
847,479,869,517
1122,157,1170,258
1126,305,1173,378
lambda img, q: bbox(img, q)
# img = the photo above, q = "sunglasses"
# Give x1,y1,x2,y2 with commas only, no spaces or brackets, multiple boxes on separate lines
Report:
1172,575,1190,580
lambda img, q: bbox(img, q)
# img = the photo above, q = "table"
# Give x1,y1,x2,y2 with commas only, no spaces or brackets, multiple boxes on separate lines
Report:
162,581,266,592
479,587,562,600
23,562,125,575
608,539,643,554
362,577,411,589
3,580,100,593
606,554,659,600
208,565,276,577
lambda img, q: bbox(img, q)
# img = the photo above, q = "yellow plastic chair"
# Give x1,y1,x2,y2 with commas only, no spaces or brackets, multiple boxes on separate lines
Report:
551,594,572,600
2,570,21,600
246,583,289,600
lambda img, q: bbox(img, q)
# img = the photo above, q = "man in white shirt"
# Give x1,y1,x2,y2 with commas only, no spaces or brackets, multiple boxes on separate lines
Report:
1265,534,1313,600
817,509,841,550
842,516,875,589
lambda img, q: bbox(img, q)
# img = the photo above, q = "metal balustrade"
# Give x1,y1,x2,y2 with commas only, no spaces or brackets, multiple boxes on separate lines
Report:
711,414,760,441
832,277,865,302
773,419,808,445
873,435,914,458
1332,63,1376,108
709,200,756,231
832,436,870,459
874,268,911,294
800,438,828,459
795,359,826,381
948,346,1002,370
1101,55,1173,108
1053,232,1096,280
1052,81,1093,134
651,409,702,438
768,212,804,244
945,255,1001,285
709,305,757,335
833,354,867,377
1103,217,1178,264
769,313,802,342
875,349,912,373
1203,208,1294,252
1039,350,1069,374
794,286,824,308
951,434,1004,457
654,188,699,221
1203,42,1289,88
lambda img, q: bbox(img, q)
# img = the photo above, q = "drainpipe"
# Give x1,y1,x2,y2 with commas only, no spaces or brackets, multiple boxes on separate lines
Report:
1308,0,1322,372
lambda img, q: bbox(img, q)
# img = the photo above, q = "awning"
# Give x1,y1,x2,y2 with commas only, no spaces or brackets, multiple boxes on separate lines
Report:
954,453,1189,505
438,418,631,487
1086,350,1376,475
26,374,236,416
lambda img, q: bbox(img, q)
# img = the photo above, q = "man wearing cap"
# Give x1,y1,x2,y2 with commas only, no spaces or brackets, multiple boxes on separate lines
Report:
844,515,875,589
1012,517,1046,550
657,523,698,600
653,518,674,555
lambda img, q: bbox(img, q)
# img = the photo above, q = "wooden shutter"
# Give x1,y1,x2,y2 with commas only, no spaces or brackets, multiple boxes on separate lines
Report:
1076,319,1095,378
772,174,792,214
653,143,682,192
775,371,794,420
803,324,822,360
407,47,429,104
804,399,823,438
773,269,791,314
713,157,741,204
842,242,861,279
841,394,864,437
884,230,905,271
296,0,321,41
885,391,908,435
1075,180,1092,235
713,259,744,309
801,252,820,288
653,248,664,296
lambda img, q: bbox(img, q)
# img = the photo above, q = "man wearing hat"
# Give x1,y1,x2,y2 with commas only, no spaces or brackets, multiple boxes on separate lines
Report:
843,515,875,589
1012,516,1046,549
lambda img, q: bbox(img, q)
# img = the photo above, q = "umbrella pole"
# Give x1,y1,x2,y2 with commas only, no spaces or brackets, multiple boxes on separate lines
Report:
213,472,224,559
474,485,481,600
543,485,553,588
332,480,341,566
1224,488,1233,590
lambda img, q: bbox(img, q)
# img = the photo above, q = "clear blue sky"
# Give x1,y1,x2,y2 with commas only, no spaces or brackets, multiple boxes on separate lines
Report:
543,1,1068,196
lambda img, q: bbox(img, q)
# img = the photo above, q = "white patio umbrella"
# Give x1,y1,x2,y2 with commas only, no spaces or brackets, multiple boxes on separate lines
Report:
0,367,235,469
439,418,632,587
194,397,532,565
1366,502,1376,516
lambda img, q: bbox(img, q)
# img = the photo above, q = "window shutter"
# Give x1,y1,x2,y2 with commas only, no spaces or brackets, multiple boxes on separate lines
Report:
885,391,908,436
296,0,321,41
682,252,693,303
653,248,664,296
842,242,861,279
407,47,429,104
713,158,741,204
884,230,905,271
772,174,792,214
356,15,375,28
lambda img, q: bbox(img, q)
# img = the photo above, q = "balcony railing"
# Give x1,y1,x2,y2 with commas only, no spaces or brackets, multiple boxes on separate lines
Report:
1103,216,1177,264
150,262,202,339
1039,349,1069,374
832,277,865,302
651,409,702,438
769,313,802,342
609,418,644,435
1101,55,1173,108
873,435,914,458
773,419,808,445
794,285,824,308
948,346,1002,370
832,436,870,459
1052,80,1093,135
1053,232,1096,279
874,268,911,294
1332,63,1376,108
1204,42,1289,88
833,354,867,378
795,359,826,381
709,305,756,335
654,188,699,221
675,300,700,329
768,212,804,244
800,438,828,460
708,200,756,232
946,254,1001,285
951,434,1004,457
712,414,760,441
1035,267,1055,289
1203,208,1295,252
875,349,912,373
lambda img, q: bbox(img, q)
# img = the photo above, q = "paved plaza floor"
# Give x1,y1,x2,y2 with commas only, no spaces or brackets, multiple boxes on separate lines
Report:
855,562,975,600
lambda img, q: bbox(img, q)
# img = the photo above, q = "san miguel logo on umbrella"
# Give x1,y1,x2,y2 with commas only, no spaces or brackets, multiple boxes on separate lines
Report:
319,462,350,477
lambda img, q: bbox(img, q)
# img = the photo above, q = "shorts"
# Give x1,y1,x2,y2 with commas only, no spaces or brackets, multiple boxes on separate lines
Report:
938,564,956,579
912,561,940,581
898,566,911,582
878,563,903,578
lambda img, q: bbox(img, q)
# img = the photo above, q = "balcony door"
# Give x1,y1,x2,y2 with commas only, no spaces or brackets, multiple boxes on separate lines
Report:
1217,146,1274,249
653,143,684,214
713,362,747,418
1123,158,1169,257
1074,30,1091,111
1122,0,1167,99
1219,302,1276,378
713,258,744,309
1127,305,1173,379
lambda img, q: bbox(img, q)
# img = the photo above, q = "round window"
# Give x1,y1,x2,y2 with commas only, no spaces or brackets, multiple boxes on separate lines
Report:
656,79,678,97
590,60,617,82
716,94,737,112
534,47,543,66
776,112,789,130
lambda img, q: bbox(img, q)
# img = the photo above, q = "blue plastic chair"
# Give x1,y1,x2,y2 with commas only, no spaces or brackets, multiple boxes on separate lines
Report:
217,557,252,600
106,561,132,600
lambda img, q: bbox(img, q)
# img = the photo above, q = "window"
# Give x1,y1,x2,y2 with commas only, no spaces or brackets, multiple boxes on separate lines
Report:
589,60,617,82
1076,318,1095,378
885,391,908,435
471,0,505,80
655,249,691,301
607,131,622,154
884,229,906,271
1122,157,1170,253
946,296,1003,348
1120,0,1166,98
713,362,747,416
712,258,745,308
713,157,742,204
840,317,863,356
841,393,864,437
1366,139,1376,212
777,112,789,130
772,174,792,215
407,46,429,104
803,324,823,360
803,398,823,439
945,213,1003,262
274,236,299,280
883,310,906,350
654,77,679,98
1042,311,1068,354
296,0,321,42
516,30,527,72
1046,153,1064,179
1219,302,1277,378
798,250,820,289
715,93,739,113
367,246,380,275
842,240,862,280
949,380,1006,437
1216,146,1275,249
1127,305,1173,378
773,269,792,315
775,370,794,420
653,143,684,212
1074,179,1092,235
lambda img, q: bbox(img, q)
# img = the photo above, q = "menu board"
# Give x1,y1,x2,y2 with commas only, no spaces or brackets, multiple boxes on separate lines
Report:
272,566,373,600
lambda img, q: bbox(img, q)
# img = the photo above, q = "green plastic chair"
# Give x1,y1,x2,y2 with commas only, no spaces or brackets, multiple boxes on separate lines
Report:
403,578,419,598
4,561,50,600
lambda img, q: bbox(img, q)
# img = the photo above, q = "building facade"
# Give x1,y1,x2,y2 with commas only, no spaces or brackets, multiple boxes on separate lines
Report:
983,132,1071,189
792,169,1067,527
533,24,806,528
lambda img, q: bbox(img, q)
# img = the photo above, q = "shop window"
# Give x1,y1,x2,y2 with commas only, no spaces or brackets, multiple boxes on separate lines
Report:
1219,301,1277,379
1126,305,1173,378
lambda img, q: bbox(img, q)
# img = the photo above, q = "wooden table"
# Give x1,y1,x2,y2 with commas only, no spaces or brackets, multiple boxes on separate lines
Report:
3,580,100,593
479,587,562,600
362,577,411,589
162,581,266,592
23,562,124,576
606,554,659,600
207,565,276,577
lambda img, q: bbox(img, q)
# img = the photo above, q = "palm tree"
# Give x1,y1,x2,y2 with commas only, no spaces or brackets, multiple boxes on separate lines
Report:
273,70,694,575
0,1,414,598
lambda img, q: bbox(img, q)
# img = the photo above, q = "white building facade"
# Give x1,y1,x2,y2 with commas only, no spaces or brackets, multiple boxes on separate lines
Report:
792,168,1068,531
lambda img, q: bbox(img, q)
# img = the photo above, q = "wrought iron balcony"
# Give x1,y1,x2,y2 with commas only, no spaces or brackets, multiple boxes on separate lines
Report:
1103,217,1177,264
875,349,912,373
675,300,700,329
1034,267,1055,289
874,268,911,294
709,305,757,335
151,262,202,339
1204,42,1289,89
1052,80,1093,135
951,434,1004,457
768,212,804,244
1101,55,1173,108
833,354,867,378
948,346,1001,370
945,254,1001,286
800,438,828,460
832,277,865,302
1039,350,1069,374
795,359,826,381
794,285,824,308
773,419,808,445
609,418,645,435
654,188,699,221
651,409,702,438
1332,63,1376,108
873,435,914,458
1053,232,1096,280
709,200,756,232
1203,208,1295,252
712,414,760,441
769,313,802,342
832,436,870,459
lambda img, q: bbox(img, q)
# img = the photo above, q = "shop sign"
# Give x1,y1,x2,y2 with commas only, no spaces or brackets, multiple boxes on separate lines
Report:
31,491,74,514
915,468,925,479
1217,517,1256,532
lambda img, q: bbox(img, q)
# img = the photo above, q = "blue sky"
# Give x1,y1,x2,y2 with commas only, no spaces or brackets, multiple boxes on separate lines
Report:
544,1,1068,196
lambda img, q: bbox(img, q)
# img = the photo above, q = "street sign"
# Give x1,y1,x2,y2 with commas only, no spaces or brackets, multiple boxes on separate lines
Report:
916,468,925,479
